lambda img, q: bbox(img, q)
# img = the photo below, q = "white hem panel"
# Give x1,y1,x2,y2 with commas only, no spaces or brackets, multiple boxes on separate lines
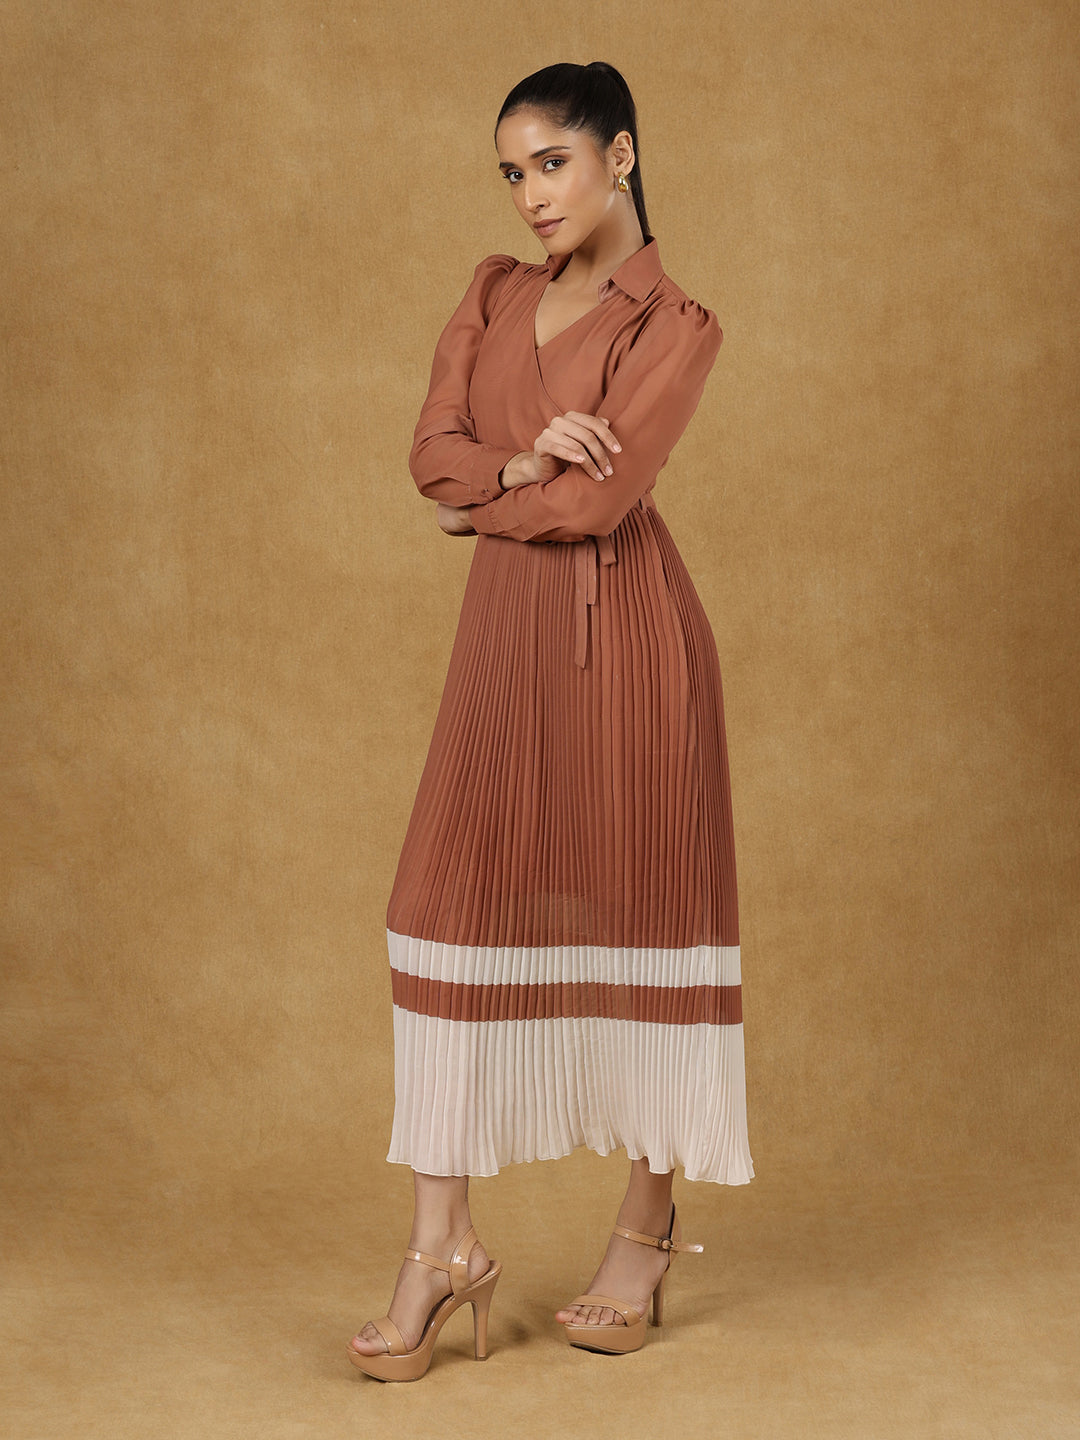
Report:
385,932,754,1186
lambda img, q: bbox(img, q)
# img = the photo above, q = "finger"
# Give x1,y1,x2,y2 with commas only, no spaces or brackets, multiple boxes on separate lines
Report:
572,442,611,483
557,415,613,458
595,417,621,453
545,438,607,480
549,424,612,482
564,410,622,456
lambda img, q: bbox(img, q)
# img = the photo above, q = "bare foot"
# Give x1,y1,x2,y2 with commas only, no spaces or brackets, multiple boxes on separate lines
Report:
349,1233,491,1357
555,1204,674,1329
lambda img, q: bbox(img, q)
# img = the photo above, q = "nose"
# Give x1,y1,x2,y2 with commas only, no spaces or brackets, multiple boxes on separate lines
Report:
523,180,548,214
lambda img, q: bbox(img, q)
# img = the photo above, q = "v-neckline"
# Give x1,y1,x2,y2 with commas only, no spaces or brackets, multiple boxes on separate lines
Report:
532,272,607,353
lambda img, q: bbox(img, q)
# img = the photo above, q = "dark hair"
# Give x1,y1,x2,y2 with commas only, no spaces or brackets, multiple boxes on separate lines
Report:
495,61,652,240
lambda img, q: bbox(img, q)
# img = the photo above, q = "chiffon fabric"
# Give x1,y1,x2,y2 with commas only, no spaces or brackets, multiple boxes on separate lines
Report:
385,237,753,1185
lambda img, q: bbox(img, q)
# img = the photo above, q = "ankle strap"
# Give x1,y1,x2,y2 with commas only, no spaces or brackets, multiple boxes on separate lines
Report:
404,1225,480,1293
612,1223,704,1254
404,1246,452,1271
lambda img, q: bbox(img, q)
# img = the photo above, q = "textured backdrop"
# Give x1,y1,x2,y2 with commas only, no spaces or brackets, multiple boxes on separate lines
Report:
3,0,1077,1311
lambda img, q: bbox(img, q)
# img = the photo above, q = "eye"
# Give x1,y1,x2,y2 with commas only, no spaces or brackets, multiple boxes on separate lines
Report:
503,156,566,184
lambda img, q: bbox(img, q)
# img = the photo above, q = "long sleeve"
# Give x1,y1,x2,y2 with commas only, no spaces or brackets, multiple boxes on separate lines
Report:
468,297,722,544
408,253,524,507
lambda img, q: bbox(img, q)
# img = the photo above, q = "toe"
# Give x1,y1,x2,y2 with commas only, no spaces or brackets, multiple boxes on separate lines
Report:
348,1322,388,1356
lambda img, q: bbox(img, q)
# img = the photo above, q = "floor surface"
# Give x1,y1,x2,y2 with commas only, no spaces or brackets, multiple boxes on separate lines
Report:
4,1153,1077,1439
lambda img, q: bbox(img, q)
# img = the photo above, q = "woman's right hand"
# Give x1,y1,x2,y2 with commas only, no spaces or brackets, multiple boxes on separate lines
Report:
500,411,622,489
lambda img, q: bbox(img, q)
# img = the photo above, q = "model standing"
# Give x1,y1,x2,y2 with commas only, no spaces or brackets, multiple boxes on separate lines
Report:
348,60,753,1380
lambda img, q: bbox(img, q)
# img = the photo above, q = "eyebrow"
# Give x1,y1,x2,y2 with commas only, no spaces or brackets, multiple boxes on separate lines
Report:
497,145,572,173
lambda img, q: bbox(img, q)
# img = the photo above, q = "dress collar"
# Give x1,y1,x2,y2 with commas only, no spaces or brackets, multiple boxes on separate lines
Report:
544,235,663,303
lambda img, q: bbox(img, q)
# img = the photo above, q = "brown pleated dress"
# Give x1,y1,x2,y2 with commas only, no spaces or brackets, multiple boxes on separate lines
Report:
385,237,753,1185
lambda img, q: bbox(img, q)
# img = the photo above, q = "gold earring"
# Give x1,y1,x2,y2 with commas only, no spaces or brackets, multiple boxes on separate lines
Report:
616,172,630,192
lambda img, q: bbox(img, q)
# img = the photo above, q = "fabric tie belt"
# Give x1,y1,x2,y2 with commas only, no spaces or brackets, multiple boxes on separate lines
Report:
572,489,656,670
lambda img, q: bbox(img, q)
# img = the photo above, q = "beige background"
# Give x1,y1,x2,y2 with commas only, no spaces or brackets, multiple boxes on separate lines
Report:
2,2,1077,1436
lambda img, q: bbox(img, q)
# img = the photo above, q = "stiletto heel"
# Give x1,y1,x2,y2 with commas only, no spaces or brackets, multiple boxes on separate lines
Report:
562,1202,702,1355
346,1225,501,1381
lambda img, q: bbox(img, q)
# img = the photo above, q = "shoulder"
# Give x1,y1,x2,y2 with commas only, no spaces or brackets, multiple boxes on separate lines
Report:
623,276,723,376
464,252,532,319
645,275,723,351
470,252,520,282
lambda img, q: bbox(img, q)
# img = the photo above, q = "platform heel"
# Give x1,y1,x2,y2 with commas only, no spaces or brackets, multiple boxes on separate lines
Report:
562,1203,702,1355
346,1225,501,1382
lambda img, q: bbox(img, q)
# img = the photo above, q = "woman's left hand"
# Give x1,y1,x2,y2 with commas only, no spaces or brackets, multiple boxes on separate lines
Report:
436,501,477,536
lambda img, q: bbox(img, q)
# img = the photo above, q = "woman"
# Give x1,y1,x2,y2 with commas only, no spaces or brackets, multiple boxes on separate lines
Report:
348,60,753,1381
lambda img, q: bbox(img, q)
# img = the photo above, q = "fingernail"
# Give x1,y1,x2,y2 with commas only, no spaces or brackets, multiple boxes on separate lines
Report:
575,453,585,461
604,464,613,475
612,442,622,452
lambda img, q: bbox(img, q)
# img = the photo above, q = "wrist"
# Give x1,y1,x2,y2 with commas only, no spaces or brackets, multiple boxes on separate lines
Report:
499,451,533,490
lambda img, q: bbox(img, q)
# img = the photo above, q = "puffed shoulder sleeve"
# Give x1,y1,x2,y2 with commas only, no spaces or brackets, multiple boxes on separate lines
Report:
468,296,722,543
407,253,523,507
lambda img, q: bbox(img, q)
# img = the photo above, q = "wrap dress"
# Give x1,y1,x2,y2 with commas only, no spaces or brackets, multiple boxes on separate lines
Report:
385,235,754,1185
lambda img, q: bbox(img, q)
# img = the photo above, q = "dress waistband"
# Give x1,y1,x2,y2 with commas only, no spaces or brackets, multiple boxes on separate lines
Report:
572,488,656,670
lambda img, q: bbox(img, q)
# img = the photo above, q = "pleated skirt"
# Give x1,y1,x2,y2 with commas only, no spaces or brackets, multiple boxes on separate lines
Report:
385,494,753,1184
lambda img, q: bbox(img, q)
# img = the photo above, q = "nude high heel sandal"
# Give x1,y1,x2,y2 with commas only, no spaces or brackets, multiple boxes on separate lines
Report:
346,1225,501,1382
562,1203,703,1354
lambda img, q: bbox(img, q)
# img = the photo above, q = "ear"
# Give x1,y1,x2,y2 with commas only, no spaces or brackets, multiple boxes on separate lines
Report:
609,129,636,176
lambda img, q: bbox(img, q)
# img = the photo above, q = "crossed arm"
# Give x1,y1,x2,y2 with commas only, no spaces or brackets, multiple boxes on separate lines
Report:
409,254,723,545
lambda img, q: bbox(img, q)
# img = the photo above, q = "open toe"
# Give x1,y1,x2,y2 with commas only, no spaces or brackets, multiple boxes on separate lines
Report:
559,1205,703,1355
346,1226,502,1382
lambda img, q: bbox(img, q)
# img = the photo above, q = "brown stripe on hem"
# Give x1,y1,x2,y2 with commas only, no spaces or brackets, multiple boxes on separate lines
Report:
391,967,743,1026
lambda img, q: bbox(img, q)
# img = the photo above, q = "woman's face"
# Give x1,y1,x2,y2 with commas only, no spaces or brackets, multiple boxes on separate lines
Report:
496,109,628,253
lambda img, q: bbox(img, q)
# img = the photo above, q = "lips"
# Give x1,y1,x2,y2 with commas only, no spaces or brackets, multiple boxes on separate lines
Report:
535,218,563,234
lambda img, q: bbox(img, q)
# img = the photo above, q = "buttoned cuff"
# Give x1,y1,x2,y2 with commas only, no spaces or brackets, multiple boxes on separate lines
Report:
468,497,509,535
464,446,521,505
